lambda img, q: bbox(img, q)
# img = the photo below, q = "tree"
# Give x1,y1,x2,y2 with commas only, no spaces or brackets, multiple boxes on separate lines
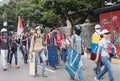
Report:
0,1,17,31
43,0,101,26
1,0,112,31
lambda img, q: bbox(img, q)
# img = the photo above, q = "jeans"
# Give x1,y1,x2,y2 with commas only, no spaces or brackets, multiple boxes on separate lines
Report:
35,49,46,74
97,57,114,81
94,61,103,75
1,50,8,69
7,50,10,64
78,60,83,81
9,51,18,65
22,46,28,63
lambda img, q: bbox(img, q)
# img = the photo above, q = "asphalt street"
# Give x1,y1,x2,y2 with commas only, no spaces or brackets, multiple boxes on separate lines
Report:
0,51,120,81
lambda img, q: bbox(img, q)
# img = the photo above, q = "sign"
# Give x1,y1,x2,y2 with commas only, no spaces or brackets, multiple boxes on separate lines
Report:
65,47,80,78
3,21,7,27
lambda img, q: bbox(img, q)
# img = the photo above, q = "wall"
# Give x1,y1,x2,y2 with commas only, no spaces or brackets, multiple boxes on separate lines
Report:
44,23,96,49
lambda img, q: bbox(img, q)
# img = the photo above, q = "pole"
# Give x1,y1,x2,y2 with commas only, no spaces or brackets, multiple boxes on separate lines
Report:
101,0,105,7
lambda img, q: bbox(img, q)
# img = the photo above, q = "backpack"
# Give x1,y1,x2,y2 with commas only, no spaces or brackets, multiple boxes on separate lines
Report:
48,32,57,46
107,43,116,56
34,36,44,52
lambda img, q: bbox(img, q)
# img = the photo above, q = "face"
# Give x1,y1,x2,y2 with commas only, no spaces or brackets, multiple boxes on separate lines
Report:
36,29,41,35
103,33,111,39
2,32,7,38
95,28,101,33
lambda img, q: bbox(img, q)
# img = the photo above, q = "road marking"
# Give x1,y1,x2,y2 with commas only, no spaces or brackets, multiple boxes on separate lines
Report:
38,66,56,73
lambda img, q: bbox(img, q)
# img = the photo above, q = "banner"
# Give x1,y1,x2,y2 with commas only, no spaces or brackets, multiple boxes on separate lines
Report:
65,47,80,78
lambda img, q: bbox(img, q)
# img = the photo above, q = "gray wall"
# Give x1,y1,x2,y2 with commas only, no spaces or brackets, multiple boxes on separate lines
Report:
44,23,96,49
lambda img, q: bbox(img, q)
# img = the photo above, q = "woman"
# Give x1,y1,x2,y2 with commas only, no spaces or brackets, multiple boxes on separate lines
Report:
61,34,70,62
95,29,114,81
30,27,47,77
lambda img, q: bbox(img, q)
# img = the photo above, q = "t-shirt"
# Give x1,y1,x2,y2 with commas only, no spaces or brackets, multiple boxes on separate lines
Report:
56,34,62,46
99,38,110,58
0,37,9,50
71,34,84,54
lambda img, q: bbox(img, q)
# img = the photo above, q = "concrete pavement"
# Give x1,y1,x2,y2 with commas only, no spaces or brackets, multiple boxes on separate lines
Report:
0,52,120,81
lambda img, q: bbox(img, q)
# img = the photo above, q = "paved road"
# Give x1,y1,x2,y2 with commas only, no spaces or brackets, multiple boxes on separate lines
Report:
0,52,120,81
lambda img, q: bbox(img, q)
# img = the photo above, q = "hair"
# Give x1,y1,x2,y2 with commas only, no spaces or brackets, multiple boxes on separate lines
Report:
100,34,103,38
50,28,55,32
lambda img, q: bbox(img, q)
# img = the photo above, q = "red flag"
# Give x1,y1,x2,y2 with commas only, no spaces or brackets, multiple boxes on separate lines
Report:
17,16,24,35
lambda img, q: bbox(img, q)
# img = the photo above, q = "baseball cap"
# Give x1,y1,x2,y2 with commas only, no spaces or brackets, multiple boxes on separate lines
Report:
1,28,7,32
101,29,110,34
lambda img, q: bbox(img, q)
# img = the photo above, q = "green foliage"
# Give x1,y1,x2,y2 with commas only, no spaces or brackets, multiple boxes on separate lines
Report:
0,0,103,29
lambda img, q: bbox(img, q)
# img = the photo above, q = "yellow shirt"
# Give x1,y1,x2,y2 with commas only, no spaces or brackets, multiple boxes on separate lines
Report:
92,33,101,44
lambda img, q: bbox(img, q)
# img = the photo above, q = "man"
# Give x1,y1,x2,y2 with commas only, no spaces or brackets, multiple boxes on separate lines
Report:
9,32,20,68
47,28,58,69
0,28,9,71
91,24,102,75
70,25,86,81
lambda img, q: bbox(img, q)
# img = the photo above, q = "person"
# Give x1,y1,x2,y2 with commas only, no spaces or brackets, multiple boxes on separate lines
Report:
30,27,47,77
56,29,63,65
95,29,114,81
47,28,58,69
0,28,9,71
70,25,86,81
91,24,103,75
9,32,20,69
61,34,70,62
21,31,28,64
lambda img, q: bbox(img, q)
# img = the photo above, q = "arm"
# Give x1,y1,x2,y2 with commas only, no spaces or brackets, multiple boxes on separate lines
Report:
95,46,102,63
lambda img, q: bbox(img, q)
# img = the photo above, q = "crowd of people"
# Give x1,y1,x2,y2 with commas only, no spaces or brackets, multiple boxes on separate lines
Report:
0,24,115,81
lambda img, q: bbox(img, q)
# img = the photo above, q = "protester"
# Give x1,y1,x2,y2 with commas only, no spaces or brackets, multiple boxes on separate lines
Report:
56,29,63,65
9,32,20,69
0,28,9,71
91,24,103,75
30,27,47,77
95,29,114,81
70,25,86,81
61,34,70,62
21,31,28,64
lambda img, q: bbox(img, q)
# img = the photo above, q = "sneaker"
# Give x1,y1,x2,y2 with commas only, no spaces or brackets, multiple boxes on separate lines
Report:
3,69,7,71
53,66,57,70
8,64,12,68
42,73,47,77
16,65,20,69
95,77,100,81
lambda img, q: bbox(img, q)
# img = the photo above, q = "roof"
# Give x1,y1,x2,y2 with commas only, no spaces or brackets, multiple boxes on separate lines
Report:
94,4,120,14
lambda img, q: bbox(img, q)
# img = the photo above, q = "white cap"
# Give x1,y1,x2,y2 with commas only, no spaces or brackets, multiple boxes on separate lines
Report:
95,24,101,29
101,29,110,34
35,26,40,29
1,28,7,32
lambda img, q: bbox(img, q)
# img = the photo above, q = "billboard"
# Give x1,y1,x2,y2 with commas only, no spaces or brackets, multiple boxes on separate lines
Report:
100,11,120,43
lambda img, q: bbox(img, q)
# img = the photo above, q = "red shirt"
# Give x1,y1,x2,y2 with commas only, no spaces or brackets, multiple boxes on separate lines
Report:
56,34,63,46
